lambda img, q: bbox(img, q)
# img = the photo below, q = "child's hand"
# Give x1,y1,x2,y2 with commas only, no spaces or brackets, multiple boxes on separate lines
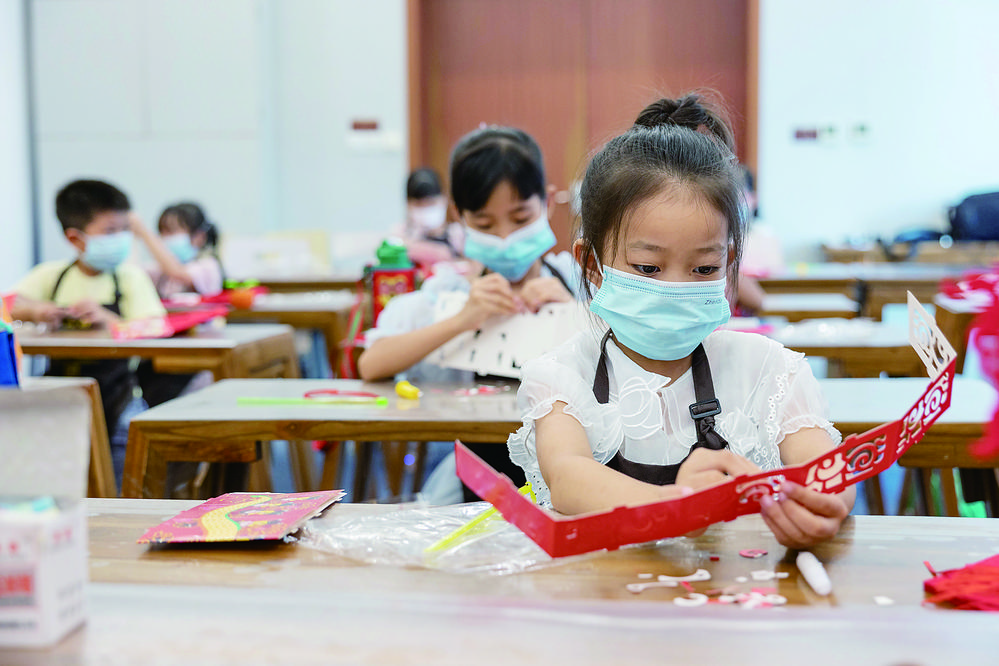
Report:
31,301,66,328
516,277,572,313
67,300,119,328
675,448,761,491
759,480,849,548
458,273,525,329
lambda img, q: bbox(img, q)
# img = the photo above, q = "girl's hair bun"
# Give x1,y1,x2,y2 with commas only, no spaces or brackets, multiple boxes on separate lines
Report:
633,93,734,151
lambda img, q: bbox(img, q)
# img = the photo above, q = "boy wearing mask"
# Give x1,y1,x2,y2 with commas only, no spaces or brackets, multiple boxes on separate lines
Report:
11,179,165,458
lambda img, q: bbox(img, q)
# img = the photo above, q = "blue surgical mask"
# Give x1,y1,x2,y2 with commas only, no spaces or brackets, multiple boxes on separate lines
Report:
462,213,556,281
81,231,133,273
589,266,730,361
164,234,197,264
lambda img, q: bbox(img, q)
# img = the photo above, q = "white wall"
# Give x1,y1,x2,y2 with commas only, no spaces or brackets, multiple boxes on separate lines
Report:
758,0,999,261
30,0,406,268
0,0,33,289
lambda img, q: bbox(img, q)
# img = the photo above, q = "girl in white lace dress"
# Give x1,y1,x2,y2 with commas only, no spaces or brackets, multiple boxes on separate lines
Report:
507,94,854,548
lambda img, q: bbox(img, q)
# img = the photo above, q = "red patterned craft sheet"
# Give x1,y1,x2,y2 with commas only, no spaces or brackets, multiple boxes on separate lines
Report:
110,306,229,340
137,491,345,544
456,294,958,558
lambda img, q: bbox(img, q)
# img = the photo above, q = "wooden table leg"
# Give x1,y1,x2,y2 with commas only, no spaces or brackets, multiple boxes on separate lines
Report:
381,442,409,497
288,440,316,491
918,469,936,516
83,381,116,498
863,476,885,515
412,442,428,494
940,469,961,517
122,427,150,499
352,442,374,501
319,442,342,490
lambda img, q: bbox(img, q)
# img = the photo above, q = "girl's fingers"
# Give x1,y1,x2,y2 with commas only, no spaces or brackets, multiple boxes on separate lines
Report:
759,494,810,548
782,481,849,519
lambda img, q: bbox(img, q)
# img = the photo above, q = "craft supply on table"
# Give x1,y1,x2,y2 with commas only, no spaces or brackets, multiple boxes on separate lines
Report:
923,554,999,610
424,484,534,556
137,491,344,544
238,389,388,407
796,551,833,596
395,380,422,400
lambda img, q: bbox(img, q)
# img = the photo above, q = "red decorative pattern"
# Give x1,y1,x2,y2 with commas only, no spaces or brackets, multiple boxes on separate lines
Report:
456,358,957,559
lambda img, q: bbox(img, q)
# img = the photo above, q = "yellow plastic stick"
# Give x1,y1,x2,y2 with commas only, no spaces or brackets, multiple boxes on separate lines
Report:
424,483,533,555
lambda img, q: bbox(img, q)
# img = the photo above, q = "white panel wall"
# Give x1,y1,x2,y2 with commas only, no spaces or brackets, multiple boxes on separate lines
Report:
271,0,407,239
0,0,33,290
30,0,407,269
758,0,999,261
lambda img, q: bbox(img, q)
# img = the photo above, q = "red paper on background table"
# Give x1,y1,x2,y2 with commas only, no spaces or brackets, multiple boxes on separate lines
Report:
137,491,345,544
456,294,960,558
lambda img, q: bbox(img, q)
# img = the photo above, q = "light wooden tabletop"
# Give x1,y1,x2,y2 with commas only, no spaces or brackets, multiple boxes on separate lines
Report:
759,293,859,322
17,323,299,382
122,375,995,501
16,322,292,351
7,498,998,665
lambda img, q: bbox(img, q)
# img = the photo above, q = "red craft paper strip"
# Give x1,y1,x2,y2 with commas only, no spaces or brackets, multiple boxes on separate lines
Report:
455,359,957,558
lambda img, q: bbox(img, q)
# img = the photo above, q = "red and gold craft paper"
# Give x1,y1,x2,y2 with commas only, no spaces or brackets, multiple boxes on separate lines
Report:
137,491,345,544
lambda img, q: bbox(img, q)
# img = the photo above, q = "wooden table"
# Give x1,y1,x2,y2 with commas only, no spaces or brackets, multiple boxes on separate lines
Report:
250,272,362,293
758,263,981,319
934,294,982,373
770,319,923,377
225,291,355,377
20,376,115,498
758,293,858,321
7,499,998,665
123,379,520,499
822,376,998,516
17,323,300,382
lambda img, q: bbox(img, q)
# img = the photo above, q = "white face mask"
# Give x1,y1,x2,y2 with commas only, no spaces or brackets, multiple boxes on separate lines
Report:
410,203,448,231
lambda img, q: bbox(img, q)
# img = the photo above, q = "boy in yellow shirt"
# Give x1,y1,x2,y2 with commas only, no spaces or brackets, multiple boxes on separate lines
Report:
11,180,165,470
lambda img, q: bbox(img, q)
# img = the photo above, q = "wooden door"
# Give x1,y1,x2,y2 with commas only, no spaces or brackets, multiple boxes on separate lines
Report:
412,0,752,252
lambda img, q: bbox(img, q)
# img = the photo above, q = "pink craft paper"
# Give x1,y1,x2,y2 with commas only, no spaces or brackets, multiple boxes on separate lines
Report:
137,491,345,544
455,358,956,558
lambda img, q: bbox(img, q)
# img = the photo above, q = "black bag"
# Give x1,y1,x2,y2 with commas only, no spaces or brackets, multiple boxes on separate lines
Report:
949,192,999,241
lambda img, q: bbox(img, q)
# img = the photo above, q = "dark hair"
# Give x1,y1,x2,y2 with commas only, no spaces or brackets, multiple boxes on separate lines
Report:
449,126,545,214
577,93,745,299
54,179,130,232
406,167,443,200
158,202,219,250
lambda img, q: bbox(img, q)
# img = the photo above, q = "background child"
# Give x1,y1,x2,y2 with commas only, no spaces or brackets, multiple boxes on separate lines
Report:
134,202,224,299
507,95,853,548
395,167,463,268
359,126,582,500
10,179,165,480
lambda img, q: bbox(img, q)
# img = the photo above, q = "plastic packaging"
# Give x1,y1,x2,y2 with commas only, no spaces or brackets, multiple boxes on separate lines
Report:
297,502,589,575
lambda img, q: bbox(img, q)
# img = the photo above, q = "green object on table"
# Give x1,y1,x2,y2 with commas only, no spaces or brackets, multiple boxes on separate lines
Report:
375,240,412,269
237,396,388,407
424,483,534,556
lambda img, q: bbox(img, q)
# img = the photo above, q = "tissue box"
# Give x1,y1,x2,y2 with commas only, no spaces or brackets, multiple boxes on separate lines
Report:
0,500,87,648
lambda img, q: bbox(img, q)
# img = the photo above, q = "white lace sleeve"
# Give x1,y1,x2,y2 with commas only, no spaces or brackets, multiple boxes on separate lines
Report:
771,347,842,447
507,337,624,507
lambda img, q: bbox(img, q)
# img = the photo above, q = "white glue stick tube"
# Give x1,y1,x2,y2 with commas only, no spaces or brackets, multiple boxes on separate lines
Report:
796,551,832,596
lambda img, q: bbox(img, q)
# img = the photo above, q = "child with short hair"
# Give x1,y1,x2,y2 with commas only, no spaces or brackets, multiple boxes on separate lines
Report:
11,179,166,479
359,126,582,500
507,95,853,548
